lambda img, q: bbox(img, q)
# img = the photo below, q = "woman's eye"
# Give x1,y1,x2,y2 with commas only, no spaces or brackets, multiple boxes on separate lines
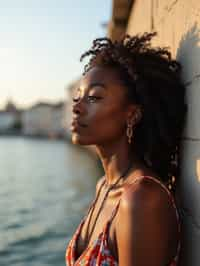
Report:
72,97,81,103
72,95,102,103
87,96,101,103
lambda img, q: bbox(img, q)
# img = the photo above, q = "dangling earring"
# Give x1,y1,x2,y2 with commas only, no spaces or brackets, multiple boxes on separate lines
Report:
126,110,142,144
126,119,134,144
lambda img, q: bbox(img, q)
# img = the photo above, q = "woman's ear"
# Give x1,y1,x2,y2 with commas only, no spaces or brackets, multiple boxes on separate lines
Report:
126,104,136,120
126,104,143,125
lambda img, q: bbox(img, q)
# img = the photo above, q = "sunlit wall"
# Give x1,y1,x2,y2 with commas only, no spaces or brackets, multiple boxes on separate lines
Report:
109,0,200,265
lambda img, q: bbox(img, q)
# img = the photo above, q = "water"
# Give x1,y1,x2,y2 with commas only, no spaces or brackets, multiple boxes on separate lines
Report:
0,136,103,266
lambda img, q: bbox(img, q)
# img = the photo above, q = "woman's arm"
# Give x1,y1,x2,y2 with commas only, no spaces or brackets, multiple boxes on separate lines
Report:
116,178,178,266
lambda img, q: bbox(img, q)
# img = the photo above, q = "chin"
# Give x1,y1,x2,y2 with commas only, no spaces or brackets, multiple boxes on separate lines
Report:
71,133,90,146
71,134,81,145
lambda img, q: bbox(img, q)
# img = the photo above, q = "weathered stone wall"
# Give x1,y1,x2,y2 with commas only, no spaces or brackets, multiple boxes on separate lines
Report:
126,1,200,265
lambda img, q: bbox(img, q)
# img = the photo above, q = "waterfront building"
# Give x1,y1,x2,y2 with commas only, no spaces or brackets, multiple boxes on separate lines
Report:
21,101,65,138
0,100,21,133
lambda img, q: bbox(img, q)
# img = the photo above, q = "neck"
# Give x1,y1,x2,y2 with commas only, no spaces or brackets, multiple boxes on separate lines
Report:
95,135,141,186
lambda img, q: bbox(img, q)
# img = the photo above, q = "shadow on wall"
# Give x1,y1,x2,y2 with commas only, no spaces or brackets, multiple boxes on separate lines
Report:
177,23,200,85
176,23,200,266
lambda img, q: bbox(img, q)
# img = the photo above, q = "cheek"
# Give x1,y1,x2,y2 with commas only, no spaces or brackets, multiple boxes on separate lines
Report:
71,103,127,146
88,105,126,141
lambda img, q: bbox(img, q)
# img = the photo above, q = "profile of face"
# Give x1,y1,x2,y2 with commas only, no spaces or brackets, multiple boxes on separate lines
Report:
71,66,137,146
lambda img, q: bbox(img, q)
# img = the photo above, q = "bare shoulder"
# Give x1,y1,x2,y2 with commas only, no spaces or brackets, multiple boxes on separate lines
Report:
120,176,174,216
115,177,179,265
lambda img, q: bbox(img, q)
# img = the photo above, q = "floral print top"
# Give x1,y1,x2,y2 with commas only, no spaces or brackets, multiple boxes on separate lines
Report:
66,176,181,266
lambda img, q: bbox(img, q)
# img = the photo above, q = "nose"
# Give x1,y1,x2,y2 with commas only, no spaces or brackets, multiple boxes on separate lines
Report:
72,99,84,115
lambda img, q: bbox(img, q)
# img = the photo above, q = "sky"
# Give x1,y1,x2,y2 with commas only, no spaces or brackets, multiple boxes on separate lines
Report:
0,0,112,109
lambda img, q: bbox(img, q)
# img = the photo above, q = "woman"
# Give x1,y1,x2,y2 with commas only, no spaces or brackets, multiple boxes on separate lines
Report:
66,32,187,266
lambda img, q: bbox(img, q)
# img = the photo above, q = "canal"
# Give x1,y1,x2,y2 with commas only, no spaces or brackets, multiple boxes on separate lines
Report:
0,136,103,266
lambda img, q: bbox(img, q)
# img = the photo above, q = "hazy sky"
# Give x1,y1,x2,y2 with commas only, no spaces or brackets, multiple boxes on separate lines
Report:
0,0,111,108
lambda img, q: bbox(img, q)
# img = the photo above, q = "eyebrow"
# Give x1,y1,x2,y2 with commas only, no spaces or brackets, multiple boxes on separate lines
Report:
87,82,107,90
75,82,107,94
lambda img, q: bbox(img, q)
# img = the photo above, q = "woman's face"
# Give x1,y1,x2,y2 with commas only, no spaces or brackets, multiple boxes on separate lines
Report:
71,66,135,146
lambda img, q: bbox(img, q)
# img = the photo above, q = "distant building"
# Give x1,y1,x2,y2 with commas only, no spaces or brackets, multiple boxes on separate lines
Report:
50,101,66,138
0,100,21,133
21,101,65,138
0,111,17,131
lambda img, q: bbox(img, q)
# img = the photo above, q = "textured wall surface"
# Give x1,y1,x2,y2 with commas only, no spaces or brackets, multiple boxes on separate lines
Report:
127,1,200,265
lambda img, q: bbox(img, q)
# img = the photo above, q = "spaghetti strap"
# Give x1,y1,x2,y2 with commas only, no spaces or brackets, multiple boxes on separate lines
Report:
106,175,147,229
106,175,181,263
66,175,181,265
128,175,181,227
107,175,149,227
109,199,121,224
129,175,181,263
82,176,106,223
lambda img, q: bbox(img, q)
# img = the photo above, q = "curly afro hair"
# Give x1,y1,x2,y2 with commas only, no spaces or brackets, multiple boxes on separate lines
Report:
80,32,187,193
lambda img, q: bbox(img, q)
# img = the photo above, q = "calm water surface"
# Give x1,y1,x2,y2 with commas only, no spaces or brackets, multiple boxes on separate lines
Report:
0,136,103,266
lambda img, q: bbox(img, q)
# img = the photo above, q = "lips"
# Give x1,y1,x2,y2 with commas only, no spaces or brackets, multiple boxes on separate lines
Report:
70,118,88,131
72,120,86,127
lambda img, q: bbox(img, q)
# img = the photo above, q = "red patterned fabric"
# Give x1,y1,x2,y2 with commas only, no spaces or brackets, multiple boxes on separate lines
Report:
66,176,181,266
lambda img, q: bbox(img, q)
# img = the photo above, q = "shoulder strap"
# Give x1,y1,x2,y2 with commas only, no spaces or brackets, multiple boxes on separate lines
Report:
130,175,181,262
82,176,106,222
107,175,145,226
130,175,181,225
141,176,181,261
107,175,181,261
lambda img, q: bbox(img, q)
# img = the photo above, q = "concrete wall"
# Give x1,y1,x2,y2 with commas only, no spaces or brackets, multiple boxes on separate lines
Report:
108,0,133,41
126,1,200,265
